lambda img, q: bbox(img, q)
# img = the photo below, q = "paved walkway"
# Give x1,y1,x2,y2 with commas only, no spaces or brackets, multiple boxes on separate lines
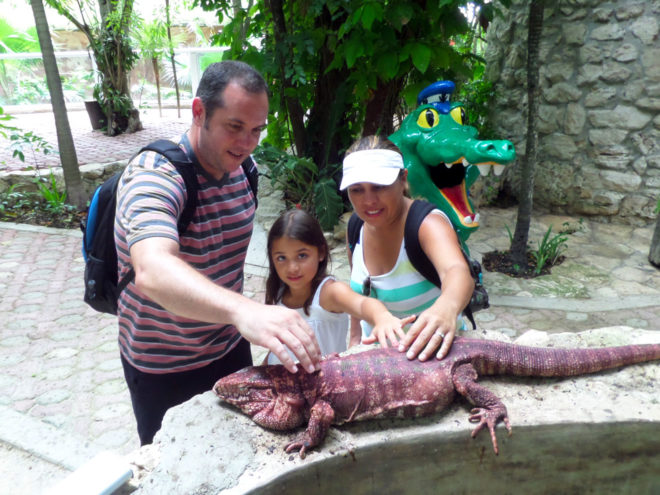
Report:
0,104,192,172
1,107,659,494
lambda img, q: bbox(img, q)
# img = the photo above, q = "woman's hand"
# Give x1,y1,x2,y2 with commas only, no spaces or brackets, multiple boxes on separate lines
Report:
363,314,416,348
397,304,457,361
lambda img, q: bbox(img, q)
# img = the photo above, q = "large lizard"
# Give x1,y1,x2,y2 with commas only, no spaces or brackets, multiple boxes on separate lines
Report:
214,337,660,458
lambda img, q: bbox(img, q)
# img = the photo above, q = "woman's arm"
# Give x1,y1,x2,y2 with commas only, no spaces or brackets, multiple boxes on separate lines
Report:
319,279,414,347
397,213,473,361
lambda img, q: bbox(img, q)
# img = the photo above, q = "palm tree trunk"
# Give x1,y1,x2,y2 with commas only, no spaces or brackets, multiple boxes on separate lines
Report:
165,0,181,118
510,0,545,266
30,0,85,208
152,57,162,118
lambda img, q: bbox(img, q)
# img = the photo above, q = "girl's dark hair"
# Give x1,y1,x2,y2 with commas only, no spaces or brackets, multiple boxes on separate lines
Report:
265,209,330,315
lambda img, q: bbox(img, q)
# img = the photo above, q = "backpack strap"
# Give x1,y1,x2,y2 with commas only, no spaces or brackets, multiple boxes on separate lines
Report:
403,199,480,329
241,156,259,209
347,212,364,254
136,139,199,233
117,140,200,295
403,200,441,287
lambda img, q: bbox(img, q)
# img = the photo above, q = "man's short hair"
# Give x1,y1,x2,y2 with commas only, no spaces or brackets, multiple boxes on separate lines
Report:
196,61,269,119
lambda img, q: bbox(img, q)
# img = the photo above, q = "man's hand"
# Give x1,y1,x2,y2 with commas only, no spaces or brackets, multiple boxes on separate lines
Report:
234,303,322,374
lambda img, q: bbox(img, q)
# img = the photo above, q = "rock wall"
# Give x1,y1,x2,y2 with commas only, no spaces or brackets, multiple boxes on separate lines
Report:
483,0,660,225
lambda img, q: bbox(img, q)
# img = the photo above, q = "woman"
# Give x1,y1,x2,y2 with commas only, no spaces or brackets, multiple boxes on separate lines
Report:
341,135,474,361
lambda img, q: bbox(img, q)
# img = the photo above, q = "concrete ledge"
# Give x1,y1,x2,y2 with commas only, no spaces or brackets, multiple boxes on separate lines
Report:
130,327,660,494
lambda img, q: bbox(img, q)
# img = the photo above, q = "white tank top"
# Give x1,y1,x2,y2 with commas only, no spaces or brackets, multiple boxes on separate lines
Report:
267,276,349,364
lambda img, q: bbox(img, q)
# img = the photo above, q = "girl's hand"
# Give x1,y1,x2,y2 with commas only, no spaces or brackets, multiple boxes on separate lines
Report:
397,306,457,361
363,314,416,348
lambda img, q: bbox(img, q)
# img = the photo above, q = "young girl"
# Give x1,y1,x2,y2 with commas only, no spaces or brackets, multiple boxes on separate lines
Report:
264,209,412,365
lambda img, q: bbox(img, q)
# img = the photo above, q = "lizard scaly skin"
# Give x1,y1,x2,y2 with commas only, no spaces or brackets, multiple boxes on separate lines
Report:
214,337,660,458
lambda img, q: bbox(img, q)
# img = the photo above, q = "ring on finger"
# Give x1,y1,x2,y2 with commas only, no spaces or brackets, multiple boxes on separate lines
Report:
434,330,445,339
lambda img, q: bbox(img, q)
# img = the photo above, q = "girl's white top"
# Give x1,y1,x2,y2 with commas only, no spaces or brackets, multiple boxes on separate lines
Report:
267,276,349,365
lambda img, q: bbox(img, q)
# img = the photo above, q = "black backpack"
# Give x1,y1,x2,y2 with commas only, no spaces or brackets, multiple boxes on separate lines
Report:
80,139,259,315
347,199,489,329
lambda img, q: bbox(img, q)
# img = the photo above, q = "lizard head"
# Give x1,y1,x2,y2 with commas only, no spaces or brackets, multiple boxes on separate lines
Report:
214,364,307,431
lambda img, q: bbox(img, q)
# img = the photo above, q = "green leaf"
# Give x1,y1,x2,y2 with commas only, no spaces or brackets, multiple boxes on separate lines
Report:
360,3,382,30
411,42,432,73
314,178,344,230
344,35,364,68
376,51,399,80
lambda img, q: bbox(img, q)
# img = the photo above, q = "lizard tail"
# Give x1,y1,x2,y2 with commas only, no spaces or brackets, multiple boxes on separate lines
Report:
472,342,660,377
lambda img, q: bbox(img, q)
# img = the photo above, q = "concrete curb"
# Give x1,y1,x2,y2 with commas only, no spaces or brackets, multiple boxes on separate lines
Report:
0,406,102,472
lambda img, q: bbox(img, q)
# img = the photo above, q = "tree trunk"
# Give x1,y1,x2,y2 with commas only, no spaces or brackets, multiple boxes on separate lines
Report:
362,76,406,137
267,0,307,156
152,57,162,117
510,0,544,266
650,212,660,268
30,0,85,208
302,4,352,172
165,0,181,118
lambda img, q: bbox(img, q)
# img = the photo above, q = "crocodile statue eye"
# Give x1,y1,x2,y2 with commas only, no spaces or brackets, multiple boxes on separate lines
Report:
450,106,467,125
417,108,439,128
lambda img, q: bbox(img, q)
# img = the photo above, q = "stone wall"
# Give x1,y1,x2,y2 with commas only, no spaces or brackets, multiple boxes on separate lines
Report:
483,0,659,225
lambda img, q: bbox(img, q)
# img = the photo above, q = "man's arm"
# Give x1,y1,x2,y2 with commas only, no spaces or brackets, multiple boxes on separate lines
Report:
130,237,321,373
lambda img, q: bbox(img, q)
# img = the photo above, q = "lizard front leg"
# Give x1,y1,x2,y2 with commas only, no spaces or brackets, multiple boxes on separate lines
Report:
285,400,335,458
452,363,512,454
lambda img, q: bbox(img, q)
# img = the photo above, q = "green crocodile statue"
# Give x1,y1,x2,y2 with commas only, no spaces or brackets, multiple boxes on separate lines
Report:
390,81,516,251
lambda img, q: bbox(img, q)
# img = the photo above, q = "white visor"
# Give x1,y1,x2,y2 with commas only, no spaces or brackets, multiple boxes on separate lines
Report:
339,149,404,190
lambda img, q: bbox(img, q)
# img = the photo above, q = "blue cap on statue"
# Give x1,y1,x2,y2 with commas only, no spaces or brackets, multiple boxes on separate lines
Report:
417,81,455,115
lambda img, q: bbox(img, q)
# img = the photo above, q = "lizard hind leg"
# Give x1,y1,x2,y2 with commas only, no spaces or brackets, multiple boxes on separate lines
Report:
452,363,512,455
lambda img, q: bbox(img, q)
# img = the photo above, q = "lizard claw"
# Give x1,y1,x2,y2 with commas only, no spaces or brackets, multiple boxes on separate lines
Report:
285,435,312,458
468,407,511,455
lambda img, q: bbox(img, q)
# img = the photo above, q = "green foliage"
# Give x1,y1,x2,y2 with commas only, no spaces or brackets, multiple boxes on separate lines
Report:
529,225,568,275
35,170,68,212
196,0,498,169
132,17,168,60
0,107,55,167
7,129,55,165
44,0,140,135
0,18,42,99
0,183,78,226
0,183,19,215
455,78,497,138
92,22,139,120
505,224,513,245
193,1,509,227
254,143,343,230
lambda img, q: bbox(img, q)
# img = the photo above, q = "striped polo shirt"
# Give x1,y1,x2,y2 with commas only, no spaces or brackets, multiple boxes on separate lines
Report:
114,133,255,373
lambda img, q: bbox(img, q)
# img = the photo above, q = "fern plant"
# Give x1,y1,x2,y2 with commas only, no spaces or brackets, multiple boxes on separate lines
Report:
254,143,344,230
529,225,568,275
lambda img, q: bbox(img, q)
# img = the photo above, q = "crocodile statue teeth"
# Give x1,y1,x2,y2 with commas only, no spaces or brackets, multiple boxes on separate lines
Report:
390,81,516,251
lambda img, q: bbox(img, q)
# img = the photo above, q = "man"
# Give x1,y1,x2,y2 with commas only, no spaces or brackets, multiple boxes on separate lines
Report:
115,61,321,445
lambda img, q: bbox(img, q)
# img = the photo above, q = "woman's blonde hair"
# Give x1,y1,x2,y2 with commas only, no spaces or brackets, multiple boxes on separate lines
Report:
345,135,408,194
